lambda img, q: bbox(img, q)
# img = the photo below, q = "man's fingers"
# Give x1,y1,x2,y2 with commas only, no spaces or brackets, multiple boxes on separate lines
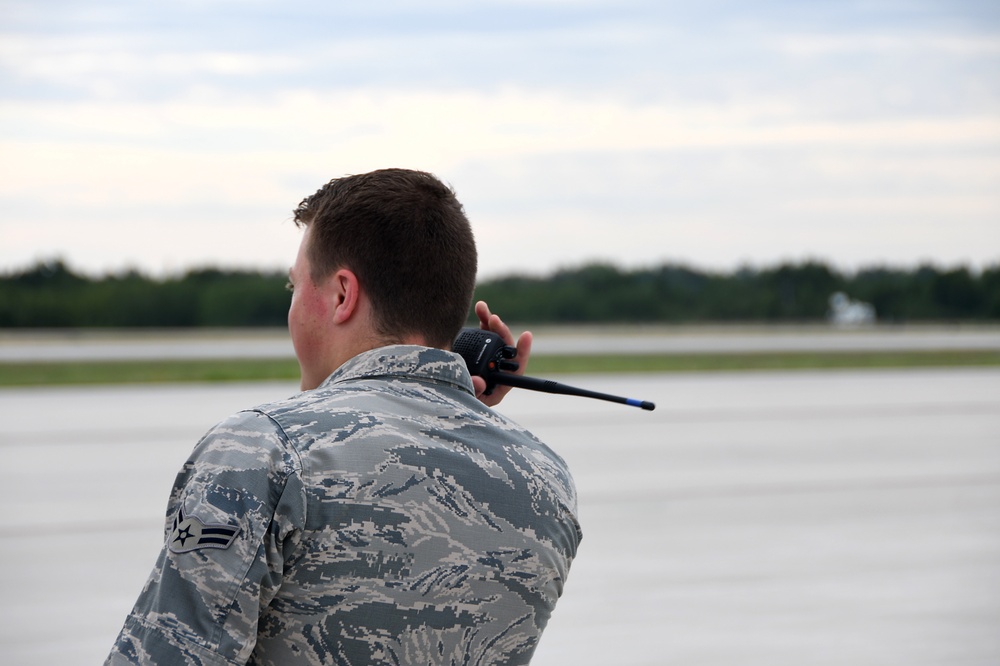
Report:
470,300,532,406
475,300,515,346
512,331,532,375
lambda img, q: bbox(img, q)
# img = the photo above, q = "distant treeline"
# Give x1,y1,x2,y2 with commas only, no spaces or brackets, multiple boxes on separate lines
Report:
0,261,291,328
476,261,1000,323
1,259,998,328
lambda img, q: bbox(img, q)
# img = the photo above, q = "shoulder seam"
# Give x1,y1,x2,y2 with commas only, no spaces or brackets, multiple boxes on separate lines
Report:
244,408,304,477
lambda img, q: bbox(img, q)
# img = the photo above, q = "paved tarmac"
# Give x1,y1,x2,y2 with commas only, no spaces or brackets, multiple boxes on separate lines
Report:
1,367,998,665
1,325,998,361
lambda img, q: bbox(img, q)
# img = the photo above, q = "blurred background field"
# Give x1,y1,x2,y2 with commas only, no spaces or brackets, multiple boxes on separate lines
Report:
3,258,997,385
1,324,999,386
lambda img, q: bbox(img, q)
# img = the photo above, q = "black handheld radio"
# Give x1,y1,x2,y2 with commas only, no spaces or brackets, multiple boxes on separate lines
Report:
452,328,655,411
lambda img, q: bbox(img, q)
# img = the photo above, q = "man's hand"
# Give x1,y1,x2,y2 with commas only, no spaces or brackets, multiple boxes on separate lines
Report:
471,300,533,407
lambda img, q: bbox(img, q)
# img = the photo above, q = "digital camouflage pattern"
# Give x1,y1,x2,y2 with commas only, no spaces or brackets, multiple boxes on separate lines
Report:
107,345,581,665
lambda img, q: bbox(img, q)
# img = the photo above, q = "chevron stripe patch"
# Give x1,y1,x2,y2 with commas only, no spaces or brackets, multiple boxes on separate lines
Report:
168,507,241,554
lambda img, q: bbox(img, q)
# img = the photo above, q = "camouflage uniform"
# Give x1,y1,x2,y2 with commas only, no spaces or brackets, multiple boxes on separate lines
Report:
107,346,581,665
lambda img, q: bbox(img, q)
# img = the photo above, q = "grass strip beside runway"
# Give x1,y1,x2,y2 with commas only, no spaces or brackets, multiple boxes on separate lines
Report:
1,349,999,386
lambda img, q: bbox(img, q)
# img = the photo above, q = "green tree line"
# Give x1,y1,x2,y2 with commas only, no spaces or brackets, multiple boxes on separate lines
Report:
475,261,1000,323
1,258,998,328
0,261,290,327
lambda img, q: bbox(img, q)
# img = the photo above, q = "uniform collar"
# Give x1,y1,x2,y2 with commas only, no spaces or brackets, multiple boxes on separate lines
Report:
319,345,475,395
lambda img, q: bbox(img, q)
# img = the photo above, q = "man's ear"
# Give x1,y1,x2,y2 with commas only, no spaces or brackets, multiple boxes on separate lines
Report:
329,268,361,325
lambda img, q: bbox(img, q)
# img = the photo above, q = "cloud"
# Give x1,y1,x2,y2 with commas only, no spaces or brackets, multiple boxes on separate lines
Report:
4,85,997,161
3,84,996,276
1,1,998,276
774,33,1000,57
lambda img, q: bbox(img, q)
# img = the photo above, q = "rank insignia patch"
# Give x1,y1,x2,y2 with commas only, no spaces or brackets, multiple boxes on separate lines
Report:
168,507,241,554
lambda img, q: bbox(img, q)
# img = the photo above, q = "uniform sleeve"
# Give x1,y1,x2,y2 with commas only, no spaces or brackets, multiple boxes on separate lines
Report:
106,410,305,666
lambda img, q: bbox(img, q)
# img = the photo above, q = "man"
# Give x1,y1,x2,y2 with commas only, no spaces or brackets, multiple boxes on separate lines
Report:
106,168,581,665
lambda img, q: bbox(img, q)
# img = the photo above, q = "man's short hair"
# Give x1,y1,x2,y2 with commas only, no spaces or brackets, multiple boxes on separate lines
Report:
293,168,478,349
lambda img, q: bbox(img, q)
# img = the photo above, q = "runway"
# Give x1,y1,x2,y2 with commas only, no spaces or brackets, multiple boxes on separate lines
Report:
1,324,998,361
1,367,998,664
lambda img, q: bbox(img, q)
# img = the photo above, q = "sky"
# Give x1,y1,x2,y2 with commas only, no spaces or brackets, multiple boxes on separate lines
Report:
1,0,998,279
